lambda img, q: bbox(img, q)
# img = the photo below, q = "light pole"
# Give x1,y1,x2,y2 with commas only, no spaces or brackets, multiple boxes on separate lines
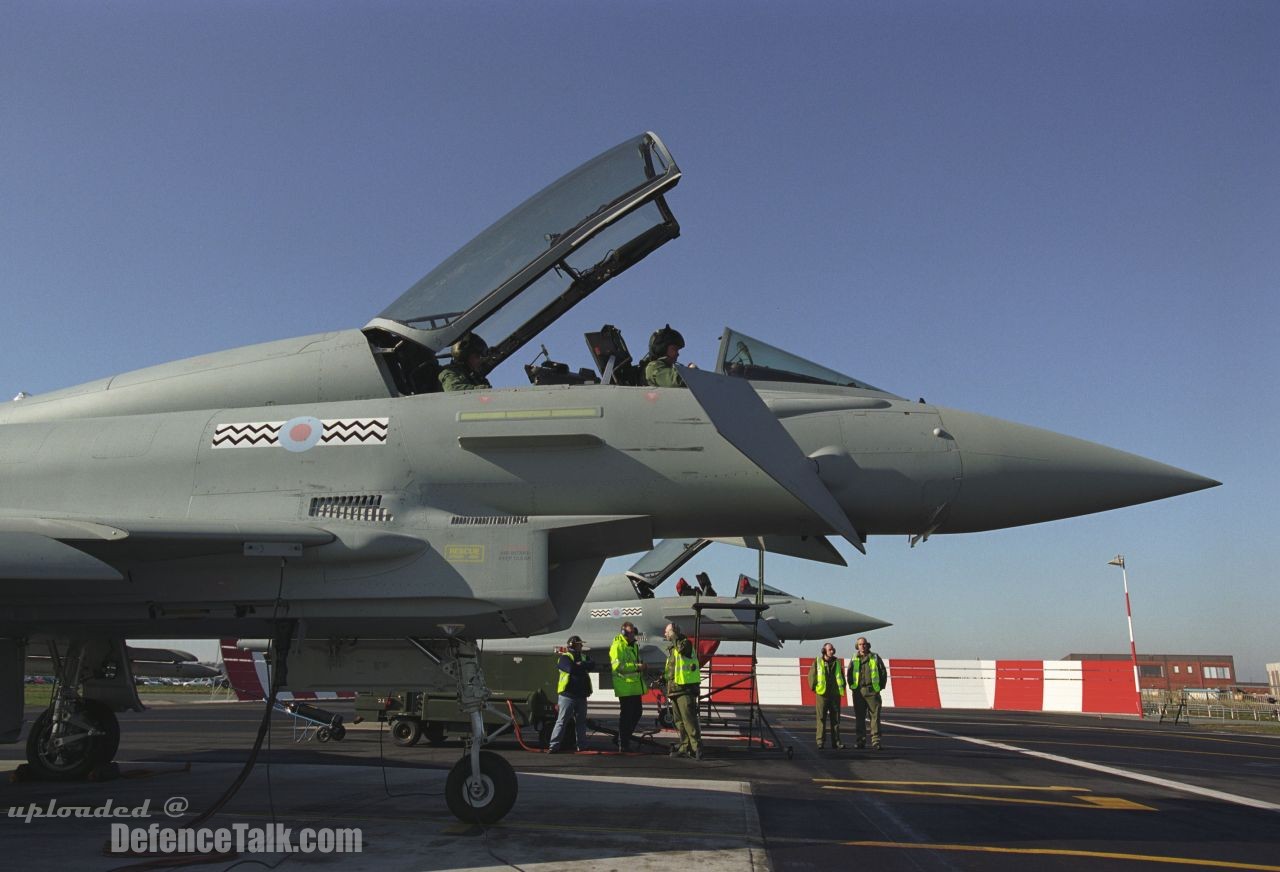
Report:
1108,554,1143,717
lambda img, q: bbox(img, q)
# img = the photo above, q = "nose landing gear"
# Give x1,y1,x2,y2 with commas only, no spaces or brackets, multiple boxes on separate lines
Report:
437,638,518,824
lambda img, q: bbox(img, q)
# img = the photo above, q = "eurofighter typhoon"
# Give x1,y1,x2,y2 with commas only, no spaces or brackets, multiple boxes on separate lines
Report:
0,132,1217,822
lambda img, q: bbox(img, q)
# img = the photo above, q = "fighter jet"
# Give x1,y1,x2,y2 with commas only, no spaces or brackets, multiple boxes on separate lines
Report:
484,538,889,666
0,132,1217,823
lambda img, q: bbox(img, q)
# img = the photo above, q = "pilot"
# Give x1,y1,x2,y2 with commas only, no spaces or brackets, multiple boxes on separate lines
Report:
609,621,646,752
663,622,702,759
808,642,846,749
846,636,889,750
643,325,687,388
439,333,493,392
546,635,593,753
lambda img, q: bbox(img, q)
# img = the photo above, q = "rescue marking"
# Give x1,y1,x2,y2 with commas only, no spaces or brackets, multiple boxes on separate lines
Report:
880,718,1280,813
212,417,389,450
445,545,486,564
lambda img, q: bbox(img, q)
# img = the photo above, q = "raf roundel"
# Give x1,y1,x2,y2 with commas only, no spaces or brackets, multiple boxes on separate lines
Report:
278,416,324,453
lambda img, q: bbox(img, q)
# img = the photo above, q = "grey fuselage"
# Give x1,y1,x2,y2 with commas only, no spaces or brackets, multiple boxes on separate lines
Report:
0,328,1217,642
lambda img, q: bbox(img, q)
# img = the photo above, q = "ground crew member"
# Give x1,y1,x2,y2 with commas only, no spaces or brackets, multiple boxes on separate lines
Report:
610,621,645,752
808,642,846,749
644,324,687,388
663,622,702,759
547,635,593,753
847,636,889,750
439,333,493,392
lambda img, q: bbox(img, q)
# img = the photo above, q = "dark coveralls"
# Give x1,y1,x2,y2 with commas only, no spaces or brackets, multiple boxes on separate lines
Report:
847,652,889,749
664,635,701,756
808,656,845,748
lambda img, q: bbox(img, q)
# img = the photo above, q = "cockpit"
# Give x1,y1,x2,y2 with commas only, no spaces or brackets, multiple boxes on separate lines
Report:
361,131,892,399
363,132,681,395
733,575,795,598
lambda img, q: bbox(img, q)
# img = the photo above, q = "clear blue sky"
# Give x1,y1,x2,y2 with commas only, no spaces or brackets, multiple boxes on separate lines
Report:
3,3,1276,680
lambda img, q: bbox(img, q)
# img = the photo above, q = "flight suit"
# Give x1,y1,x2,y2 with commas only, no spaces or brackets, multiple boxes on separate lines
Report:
439,364,492,392
664,634,701,757
644,358,685,388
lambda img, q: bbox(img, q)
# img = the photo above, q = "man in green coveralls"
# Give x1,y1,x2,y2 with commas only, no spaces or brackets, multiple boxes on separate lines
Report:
663,622,702,759
847,636,889,750
808,642,846,749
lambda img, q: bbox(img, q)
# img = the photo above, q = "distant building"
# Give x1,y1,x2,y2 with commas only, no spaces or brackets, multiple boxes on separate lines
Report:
1268,662,1280,699
1063,653,1235,692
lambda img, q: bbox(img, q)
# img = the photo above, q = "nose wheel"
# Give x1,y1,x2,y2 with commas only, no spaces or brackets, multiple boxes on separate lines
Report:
445,750,517,824
24,700,119,781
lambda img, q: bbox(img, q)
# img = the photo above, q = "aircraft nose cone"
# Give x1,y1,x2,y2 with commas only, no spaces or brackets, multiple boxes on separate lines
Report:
938,408,1220,533
774,603,891,639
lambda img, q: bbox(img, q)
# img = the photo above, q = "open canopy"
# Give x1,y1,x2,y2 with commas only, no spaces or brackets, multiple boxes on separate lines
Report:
366,132,681,371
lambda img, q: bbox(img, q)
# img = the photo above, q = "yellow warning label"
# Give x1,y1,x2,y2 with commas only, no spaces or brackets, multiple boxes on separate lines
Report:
446,545,486,563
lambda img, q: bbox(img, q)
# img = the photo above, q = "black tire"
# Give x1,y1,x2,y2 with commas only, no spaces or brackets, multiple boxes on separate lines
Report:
81,700,120,762
423,721,447,746
392,718,421,747
316,727,331,743
25,705,112,781
657,707,674,730
445,751,518,825
330,724,346,741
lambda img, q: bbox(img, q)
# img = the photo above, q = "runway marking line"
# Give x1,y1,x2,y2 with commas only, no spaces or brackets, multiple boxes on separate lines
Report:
766,837,1280,870
817,784,1153,811
1000,737,1280,762
863,732,1280,762
883,719,1280,813
892,717,1280,750
815,779,1089,791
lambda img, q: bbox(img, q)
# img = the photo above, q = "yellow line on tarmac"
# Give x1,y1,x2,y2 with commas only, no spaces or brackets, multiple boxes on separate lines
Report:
814,778,1088,792
836,841,1280,870
820,784,1154,811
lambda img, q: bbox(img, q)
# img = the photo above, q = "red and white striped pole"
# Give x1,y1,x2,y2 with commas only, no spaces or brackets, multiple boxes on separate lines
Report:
1109,554,1143,718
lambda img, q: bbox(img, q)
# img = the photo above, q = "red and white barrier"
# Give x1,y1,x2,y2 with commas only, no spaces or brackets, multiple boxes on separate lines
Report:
219,640,1139,716
710,656,1141,716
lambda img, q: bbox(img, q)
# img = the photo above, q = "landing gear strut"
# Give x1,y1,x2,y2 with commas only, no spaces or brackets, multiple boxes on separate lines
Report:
25,641,125,780
439,639,517,824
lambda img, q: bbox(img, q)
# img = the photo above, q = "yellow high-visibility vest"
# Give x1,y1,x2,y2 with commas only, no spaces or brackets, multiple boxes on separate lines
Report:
814,657,846,696
670,642,700,686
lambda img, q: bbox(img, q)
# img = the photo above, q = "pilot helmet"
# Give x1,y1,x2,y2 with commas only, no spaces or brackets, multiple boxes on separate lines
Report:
648,324,685,358
450,333,488,364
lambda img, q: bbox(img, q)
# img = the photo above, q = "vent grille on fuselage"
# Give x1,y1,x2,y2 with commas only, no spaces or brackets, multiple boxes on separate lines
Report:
450,515,529,526
309,495,393,523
